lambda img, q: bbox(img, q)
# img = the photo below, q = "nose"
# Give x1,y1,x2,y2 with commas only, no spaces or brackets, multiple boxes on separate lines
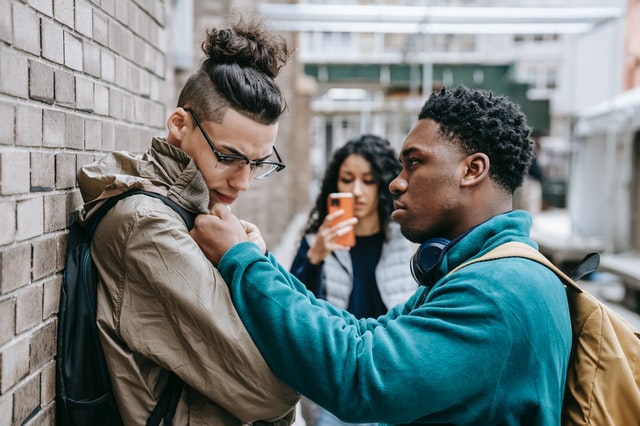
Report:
389,175,407,196
228,166,251,192
352,179,363,196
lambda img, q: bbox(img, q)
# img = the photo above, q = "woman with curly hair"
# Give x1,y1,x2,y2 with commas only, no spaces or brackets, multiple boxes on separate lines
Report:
74,15,298,425
291,134,415,320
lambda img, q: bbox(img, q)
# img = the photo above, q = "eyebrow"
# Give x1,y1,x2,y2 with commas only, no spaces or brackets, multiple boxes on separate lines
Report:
399,146,420,161
216,141,272,162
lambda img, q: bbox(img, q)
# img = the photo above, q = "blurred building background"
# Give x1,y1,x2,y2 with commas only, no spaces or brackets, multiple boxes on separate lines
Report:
0,0,638,424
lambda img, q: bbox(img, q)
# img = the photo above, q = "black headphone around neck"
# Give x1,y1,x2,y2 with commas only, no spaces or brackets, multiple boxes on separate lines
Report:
410,237,451,287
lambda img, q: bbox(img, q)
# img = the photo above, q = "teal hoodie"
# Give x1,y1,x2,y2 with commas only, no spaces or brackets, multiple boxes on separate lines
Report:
218,210,571,425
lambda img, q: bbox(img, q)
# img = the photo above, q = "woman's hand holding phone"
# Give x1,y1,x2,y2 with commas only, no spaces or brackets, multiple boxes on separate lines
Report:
307,193,357,264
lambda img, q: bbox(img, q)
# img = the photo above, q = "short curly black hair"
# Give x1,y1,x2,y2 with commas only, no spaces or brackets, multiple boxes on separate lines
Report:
419,86,534,193
304,134,401,239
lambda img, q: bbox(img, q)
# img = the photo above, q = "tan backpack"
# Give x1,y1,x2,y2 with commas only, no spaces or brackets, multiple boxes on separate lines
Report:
452,242,640,425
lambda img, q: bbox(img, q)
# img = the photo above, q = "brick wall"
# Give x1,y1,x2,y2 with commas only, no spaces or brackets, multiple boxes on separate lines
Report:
0,0,171,424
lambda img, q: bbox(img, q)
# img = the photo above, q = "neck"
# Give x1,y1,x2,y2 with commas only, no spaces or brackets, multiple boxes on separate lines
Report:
355,214,381,237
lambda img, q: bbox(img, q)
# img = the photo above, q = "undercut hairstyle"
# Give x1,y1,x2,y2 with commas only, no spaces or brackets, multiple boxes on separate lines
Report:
419,85,534,193
304,134,402,240
177,14,291,125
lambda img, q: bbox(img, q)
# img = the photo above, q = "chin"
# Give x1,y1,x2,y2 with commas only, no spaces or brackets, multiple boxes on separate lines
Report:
399,226,423,244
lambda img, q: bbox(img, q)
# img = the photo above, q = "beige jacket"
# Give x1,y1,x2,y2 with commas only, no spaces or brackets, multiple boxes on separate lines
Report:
76,138,299,425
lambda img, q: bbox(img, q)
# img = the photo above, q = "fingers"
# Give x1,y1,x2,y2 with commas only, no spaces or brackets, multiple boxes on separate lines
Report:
324,209,344,224
210,203,232,217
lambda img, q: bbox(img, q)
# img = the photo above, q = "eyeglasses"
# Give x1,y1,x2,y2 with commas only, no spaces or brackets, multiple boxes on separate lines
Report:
184,107,286,180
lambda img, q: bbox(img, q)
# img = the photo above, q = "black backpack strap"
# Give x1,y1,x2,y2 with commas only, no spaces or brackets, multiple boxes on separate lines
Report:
87,188,194,425
569,252,600,282
146,372,185,426
87,189,195,236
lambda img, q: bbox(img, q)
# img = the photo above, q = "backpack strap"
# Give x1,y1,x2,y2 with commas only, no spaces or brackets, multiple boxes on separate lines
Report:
146,372,184,426
87,188,194,426
450,241,599,293
87,188,195,236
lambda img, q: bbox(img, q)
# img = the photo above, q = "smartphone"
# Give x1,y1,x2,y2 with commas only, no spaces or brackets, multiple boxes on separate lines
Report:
327,192,356,247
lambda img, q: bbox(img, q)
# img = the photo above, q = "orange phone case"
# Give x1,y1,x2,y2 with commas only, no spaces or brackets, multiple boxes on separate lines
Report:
328,192,355,247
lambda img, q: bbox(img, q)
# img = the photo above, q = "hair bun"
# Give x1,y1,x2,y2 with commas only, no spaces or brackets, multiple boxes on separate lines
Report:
202,18,290,79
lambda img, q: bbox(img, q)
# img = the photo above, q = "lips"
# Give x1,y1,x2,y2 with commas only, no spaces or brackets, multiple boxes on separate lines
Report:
213,191,237,204
393,200,406,211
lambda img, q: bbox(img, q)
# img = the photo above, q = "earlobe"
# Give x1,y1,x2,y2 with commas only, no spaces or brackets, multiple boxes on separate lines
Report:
461,153,490,187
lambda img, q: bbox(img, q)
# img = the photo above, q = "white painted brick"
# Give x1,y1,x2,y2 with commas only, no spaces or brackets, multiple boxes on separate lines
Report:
29,60,55,104
41,360,56,404
0,103,15,146
101,121,115,152
122,92,134,120
54,69,75,107
42,275,61,319
75,76,94,112
65,113,84,150
32,235,58,280
53,0,74,28
108,19,122,53
30,151,55,190
157,27,167,55
0,46,28,99
0,200,16,245
134,97,146,125
15,106,42,147
121,28,134,63
32,236,56,279
55,152,76,189
101,49,115,82
109,88,123,119
93,10,108,46
115,0,129,25
63,30,83,72
0,150,30,195
15,285,43,333
44,193,69,233
154,48,165,78
43,192,67,233
0,337,30,393
13,370,40,424
139,68,150,97
75,0,93,38
43,109,65,148
28,0,53,17
16,196,43,241
94,83,109,116
0,244,31,293
12,3,40,55
114,55,128,89
84,119,102,150
129,65,140,94
83,41,101,78
0,0,12,44
41,19,64,64
0,296,16,346
114,124,129,151
0,394,11,426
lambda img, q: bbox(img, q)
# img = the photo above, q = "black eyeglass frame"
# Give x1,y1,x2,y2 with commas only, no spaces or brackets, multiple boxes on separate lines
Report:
184,107,286,179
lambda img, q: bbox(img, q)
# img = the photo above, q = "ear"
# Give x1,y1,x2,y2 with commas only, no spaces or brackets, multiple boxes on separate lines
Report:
166,108,189,143
460,153,490,187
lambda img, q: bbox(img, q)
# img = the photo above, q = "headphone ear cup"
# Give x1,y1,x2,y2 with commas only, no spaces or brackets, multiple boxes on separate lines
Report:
411,238,451,286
